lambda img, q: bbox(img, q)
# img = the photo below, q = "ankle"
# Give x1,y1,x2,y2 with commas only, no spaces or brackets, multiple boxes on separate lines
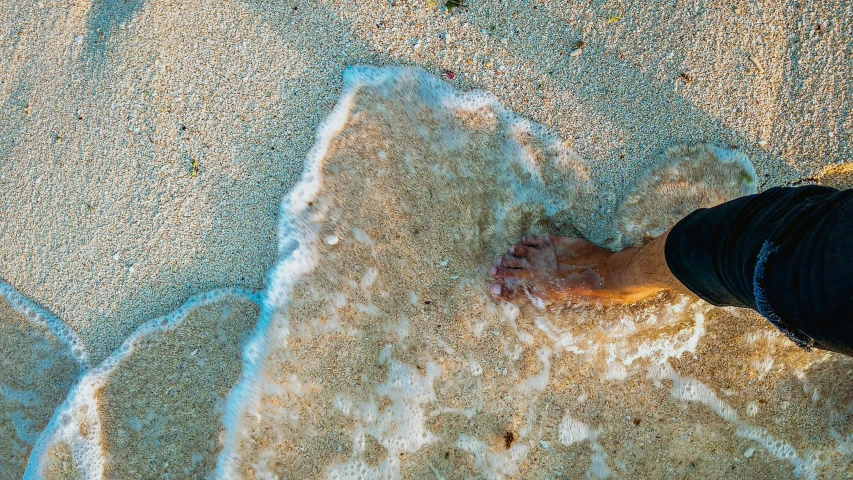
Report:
605,247,667,300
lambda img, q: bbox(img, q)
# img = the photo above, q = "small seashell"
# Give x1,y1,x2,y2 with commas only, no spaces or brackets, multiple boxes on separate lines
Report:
748,54,765,74
570,48,583,57
744,448,755,458
325,235,340,245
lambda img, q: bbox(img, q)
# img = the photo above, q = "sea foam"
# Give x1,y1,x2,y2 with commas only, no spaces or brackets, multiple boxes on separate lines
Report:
211,66,851,479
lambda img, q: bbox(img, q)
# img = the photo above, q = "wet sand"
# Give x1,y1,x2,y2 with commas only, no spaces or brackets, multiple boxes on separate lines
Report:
217,68,852,479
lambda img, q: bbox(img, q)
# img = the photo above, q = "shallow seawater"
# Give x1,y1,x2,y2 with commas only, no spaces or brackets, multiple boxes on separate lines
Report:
212,67,852,479
7,67,853,479
0,282,87,479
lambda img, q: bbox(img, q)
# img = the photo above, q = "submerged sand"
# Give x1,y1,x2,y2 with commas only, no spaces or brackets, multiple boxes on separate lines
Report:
28,290,258,479
0,284,86,478
216,68,852,479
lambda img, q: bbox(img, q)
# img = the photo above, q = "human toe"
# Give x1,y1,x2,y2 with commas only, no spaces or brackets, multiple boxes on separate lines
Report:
489,282,517,300
491,265,528,279
500,255,528,269
521,234,548,247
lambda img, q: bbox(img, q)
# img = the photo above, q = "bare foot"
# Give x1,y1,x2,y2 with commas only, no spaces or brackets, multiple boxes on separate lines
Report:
489,234,672,306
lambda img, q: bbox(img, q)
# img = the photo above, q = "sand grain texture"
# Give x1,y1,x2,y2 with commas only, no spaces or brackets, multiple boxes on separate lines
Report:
1,0,851,477
98,296,259,479
27,290,259,480
2,0,850,362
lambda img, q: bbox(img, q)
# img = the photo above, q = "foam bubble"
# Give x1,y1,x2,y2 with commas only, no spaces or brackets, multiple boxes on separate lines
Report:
650,360,827,479
736,425,803,462
652,362,739,423
455,434,528,480
521,348,551,392
609,143,757,249
0,281,89,368
0,282,88,477
326,458,399,480
558,414,592,446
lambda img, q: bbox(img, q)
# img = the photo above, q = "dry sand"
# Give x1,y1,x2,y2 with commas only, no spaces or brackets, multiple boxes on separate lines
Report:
1,0,850,362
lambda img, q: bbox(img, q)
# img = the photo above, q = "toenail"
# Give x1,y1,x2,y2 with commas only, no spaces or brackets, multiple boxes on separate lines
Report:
510,245,517,253
490,283,502,295
490,267,497,276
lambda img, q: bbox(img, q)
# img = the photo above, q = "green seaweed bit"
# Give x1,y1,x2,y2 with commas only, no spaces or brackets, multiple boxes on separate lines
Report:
445,0,468,12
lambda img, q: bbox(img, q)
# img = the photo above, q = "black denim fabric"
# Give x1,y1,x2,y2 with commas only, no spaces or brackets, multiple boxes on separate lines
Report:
664,186,853,355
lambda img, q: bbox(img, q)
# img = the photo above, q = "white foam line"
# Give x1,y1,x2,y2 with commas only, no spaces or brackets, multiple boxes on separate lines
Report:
427,66,581,217
621,302,706,367
218,67,478,479
23,288,258,480
707,143,758,185
214,66,369,480
0,280,90,369
652,362,820,479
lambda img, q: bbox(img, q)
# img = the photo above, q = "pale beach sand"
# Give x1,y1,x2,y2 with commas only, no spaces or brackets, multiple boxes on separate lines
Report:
1,0,849,362
0,0,851,478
